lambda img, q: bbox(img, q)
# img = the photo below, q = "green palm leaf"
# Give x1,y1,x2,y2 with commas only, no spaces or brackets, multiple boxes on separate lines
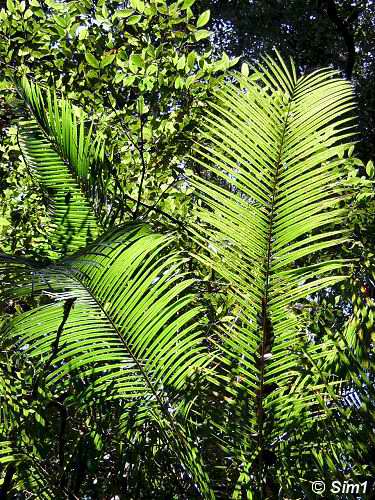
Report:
16,78,105,255
0,224,213,497
18,77,105,181
2,54,365,497
190,53,356,494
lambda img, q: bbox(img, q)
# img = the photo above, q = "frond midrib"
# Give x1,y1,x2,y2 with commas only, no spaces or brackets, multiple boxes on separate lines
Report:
256,91,295,469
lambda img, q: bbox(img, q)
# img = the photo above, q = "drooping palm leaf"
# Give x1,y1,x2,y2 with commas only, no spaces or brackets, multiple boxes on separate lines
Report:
190,53,356,495
16,78,105,255
0,224,213,497
18,77,105,181
1,54,366,498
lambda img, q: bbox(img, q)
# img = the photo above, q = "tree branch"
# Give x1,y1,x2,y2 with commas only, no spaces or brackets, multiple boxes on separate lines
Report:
323,0,357,79
32,297,76,397
134,115,147,219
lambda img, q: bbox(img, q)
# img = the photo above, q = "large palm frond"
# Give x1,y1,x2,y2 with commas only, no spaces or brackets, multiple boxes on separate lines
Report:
0,224,213,497
1,55,364,497
190,53,356,495
16,78,105,255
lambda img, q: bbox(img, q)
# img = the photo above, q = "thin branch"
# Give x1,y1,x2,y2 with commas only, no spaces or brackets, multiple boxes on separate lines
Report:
124,192,186,229
32,297,76,397
134,114,147,219
322,0,357,79
143,178,180,219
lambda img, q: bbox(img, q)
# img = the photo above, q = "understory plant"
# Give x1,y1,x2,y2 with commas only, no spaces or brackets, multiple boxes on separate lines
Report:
0,54,373,499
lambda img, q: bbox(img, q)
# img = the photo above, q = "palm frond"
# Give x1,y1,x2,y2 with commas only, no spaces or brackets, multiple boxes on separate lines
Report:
16,78,105,255
18,77,105,181
190,52,356,491
0,224,213,497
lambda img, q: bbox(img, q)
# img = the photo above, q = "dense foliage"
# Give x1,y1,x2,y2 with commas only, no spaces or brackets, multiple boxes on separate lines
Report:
0,53,374,498
0,0,236,257
1,1,375,498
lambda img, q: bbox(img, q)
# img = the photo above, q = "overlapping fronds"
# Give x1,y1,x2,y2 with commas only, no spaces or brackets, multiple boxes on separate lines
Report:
1,54,366,497
1,225,207,395
16,78,105,255
0,224,213,497
190,53,356,493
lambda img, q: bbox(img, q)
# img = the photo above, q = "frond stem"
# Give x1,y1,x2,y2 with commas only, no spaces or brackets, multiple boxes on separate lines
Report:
256,96,294,495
